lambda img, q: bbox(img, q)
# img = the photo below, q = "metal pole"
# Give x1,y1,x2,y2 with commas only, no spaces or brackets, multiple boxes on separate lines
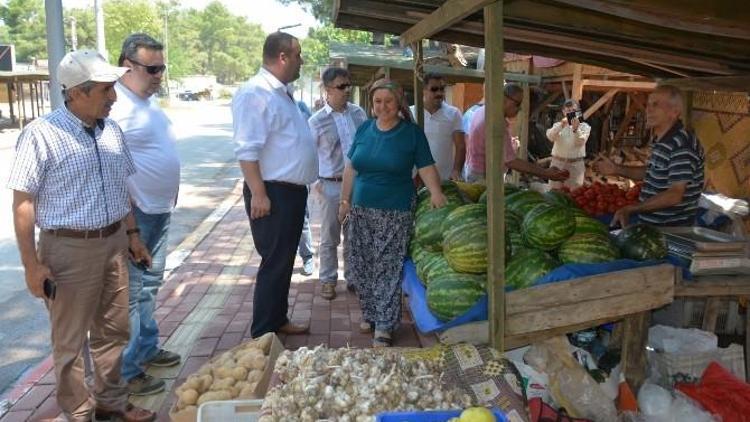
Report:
95,0,106,58
163,11,171,102
70,17,78,51
44,0,65,110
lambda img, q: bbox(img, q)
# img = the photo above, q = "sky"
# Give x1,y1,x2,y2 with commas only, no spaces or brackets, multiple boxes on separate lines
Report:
61,0,319,39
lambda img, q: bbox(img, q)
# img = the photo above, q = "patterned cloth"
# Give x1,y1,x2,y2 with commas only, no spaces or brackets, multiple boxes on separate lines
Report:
346,205,413,332
7,107,135,230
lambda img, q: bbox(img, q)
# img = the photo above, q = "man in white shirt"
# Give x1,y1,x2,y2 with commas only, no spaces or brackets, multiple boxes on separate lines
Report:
410,73,465,181
546,99,591,188
232,32,318,337
308,67,367,300
109,33,181,396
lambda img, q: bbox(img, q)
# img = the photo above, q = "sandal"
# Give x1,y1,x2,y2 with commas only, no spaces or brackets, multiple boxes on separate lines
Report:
373,330,392,348
320,283,337,300
359,321,373,334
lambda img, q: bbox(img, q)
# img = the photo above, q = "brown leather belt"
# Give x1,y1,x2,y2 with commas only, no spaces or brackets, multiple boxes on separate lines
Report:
552,156,585,163
45,221,121,239
319,176,343,182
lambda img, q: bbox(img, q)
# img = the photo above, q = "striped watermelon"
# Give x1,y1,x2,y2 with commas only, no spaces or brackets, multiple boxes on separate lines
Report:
442,203,487,235
423,255,455,286
521,204,576,250
416,191,463,220
478,184,521,204
415,250,442,283
544,190,576,208
615,224,667,260
574,214,610,237
443,218,487,274
559,233,620,264
415,202,461,251
505,249,560,290
427,273,486,321
505,210,524,256
506,190,546,215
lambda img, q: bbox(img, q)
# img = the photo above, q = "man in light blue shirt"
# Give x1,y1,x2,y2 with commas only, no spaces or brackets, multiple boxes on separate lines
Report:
308,67,367,300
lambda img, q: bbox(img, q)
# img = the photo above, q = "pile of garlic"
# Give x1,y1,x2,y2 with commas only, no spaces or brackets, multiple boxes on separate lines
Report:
260,345,473,421
173,333,273,414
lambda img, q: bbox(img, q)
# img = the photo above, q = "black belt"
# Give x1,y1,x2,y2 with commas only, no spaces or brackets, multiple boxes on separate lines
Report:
266,180,307,190
319,176,343,182
45,221,121,239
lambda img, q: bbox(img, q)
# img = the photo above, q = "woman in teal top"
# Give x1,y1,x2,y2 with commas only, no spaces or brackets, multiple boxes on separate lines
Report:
338,79,446,347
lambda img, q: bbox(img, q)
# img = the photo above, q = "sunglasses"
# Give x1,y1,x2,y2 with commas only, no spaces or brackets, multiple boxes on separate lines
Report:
331,83,351,91
429,86,446,92
128,58,167,75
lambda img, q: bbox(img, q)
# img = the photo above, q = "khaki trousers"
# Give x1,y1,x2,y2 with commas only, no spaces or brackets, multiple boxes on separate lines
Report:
38,226,130,422
549,158,586,189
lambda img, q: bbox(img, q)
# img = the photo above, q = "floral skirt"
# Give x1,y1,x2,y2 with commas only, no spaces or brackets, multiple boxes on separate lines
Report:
345,205,413,332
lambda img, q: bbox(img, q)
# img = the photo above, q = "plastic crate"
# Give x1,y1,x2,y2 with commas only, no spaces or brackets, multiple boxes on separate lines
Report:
197,399,263,422
376,409,508,422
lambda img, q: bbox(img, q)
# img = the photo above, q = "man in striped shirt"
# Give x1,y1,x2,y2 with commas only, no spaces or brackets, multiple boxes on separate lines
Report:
596,85,704,227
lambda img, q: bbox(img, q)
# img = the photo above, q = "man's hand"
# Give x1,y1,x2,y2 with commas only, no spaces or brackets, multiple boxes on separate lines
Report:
128,236,153,268
338,202,350,224
545,166,569,181
594,156,618,176
571,117,580,132
611,204,636,228
25,262,52,298
560,117,569,128
250,194,271,220
449,169,462,181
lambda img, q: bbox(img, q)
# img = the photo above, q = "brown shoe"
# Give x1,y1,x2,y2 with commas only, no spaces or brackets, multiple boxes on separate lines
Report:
278,322,309,335
321,283,336,300
95,402,156,422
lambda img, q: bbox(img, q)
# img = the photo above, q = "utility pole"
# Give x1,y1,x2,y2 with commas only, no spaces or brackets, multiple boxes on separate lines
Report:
70,17,78,51
95,0,106,58
163,11,171,101
45,0,65,109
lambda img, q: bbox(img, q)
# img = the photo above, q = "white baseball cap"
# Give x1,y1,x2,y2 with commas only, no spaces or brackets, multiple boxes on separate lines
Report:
57,50,129,90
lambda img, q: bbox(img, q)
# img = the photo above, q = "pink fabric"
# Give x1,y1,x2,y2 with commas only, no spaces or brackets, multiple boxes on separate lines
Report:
466,106,515,174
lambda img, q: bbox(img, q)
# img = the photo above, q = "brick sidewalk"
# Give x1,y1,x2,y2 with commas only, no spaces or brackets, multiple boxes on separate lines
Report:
0,192,436,421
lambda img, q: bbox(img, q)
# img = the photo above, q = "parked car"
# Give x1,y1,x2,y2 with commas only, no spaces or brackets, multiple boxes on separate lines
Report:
178,90,199,101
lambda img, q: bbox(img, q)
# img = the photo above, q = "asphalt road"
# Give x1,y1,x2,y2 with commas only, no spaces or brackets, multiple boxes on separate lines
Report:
0,100,241,397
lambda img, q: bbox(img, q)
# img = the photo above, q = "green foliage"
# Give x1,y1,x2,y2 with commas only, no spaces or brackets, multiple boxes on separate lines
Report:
301,23,371,75
0,0,46,62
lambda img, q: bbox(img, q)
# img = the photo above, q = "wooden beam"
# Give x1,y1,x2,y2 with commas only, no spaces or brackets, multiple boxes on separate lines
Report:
583,88,618,120
621,311,650,392
674,276,750,297
484,0,505,352
628,92,646,112
612,99,638,150
683,90,694,132
660,75,750,93
531,91,561,119
571,63,583,101
413,42,424,129
561,79,570,100
400,0,495,47
582,79,657,90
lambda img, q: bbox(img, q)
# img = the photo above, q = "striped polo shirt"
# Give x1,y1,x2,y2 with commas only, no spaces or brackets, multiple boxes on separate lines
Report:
639,121,704,226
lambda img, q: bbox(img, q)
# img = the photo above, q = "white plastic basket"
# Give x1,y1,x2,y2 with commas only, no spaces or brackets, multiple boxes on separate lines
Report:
197,399,264,422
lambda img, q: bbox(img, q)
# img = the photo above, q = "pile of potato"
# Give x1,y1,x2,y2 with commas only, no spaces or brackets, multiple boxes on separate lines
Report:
173,333,273,413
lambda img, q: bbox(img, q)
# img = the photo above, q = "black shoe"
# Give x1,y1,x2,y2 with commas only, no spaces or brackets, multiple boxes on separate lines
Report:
127,373,166,396
143,349,181,367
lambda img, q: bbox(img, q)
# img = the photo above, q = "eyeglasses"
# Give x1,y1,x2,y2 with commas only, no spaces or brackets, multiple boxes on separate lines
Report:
330,83,351,91
128,58,167,75
505,94,522,107
429,86,446,93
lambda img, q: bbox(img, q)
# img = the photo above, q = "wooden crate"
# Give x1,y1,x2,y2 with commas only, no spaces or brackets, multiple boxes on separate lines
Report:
439,264,677,349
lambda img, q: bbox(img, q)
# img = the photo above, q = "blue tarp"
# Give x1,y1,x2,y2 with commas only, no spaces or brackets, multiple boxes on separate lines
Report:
404,257,687,334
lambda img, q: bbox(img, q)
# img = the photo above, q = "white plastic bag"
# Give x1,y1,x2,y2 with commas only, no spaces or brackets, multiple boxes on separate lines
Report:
648,325,717,354
638,383,717,422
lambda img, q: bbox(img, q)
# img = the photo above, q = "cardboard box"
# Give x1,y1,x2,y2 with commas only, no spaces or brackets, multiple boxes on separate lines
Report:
169,334,285,422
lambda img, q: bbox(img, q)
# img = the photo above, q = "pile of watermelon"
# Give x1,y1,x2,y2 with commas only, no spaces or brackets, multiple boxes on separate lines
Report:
410,182,667,322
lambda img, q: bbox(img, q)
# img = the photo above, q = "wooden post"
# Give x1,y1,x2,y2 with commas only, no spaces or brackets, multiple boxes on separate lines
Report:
7,82,15,124
622,311,650,391
572,63,583,101
484,0,505,351
683,90,694,131
413,41,424,129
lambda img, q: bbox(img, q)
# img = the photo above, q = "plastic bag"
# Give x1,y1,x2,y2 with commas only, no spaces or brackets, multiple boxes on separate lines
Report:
638,382,716,422
524,336,617,422
677,361,750,422
648,325,717,354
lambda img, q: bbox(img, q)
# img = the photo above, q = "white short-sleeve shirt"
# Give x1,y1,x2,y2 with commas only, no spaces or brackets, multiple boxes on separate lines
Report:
410,102,464,180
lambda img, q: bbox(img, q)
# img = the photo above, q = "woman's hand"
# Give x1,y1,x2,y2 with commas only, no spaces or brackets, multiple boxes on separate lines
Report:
430,192,447,209
338,201,351,224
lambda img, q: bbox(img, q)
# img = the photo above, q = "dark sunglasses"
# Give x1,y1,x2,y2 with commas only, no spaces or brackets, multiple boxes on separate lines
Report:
331,83,351,91
128,58,167,75
429,86,446,92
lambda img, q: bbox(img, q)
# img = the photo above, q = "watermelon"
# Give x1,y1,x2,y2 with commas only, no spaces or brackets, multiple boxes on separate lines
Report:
521,204,576,250
426,273,486,321
544,190,576,208
478,184,521,204
452,180,486,202
443,218,488,274
506,190,546,216
574,214,610,237
442,203,487,235
559,233,620,264
505,249,560,290
505,210,524,256
415,202,461,251
416,251,442,283
424,256,457,285
615,224,668,260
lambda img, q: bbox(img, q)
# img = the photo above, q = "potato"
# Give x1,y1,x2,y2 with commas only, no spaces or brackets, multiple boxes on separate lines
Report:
182,375,202,391
246,369,263,383
182,405,197,414
228,385,241,398
231,366,248,382
197,390,232,406
248,355,267,370
255,333,273,354
180,388,199,406
238,384,256,399
197,365,212,376
199,374,214,393
212,366,234,380
210,377,236,391
235,381,249,390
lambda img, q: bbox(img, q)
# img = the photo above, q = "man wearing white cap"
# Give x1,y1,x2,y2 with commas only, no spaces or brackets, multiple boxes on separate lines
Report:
8,50,156,422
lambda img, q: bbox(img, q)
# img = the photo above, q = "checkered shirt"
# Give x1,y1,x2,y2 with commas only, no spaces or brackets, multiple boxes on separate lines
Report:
7,107,136,230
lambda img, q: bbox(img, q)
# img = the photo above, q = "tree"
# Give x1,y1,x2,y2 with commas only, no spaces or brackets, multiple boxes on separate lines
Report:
103,0,162,64
0,0,46,62
301,23,371,75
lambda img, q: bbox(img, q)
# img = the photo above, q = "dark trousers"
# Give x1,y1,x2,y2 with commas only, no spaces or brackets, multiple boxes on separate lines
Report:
243,181,307,337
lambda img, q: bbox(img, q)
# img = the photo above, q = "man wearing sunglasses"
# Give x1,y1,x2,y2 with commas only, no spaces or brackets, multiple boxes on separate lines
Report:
110,33,181,397
410,73,465,181
308,67,367,300
465,83,568,183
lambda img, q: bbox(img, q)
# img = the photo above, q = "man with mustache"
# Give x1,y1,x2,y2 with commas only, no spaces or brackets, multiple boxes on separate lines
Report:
110,33,182,397
8,50,155,421
410,73,466,181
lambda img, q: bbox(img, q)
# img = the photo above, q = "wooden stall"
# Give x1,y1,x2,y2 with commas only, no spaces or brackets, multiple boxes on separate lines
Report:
0,70,50,129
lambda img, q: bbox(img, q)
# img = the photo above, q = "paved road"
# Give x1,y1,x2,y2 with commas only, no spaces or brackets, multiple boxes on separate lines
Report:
0,100,240,396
